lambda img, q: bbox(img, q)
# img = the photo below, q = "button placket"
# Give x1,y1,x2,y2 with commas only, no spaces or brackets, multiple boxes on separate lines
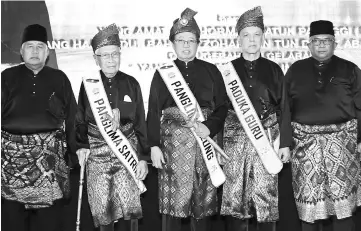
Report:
107,78,113,103
109,85,112,104
32,74,37,95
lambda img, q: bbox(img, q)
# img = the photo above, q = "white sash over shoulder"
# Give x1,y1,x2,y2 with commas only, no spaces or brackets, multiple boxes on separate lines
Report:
158,62,227,187
83,74,146,193
218,62,283,175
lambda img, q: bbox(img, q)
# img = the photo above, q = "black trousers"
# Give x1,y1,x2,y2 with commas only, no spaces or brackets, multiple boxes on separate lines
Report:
225,216,276,231
162,214,210,231
277,163,302,231
98,219,134,231
1,198,65,231
301,217,354,231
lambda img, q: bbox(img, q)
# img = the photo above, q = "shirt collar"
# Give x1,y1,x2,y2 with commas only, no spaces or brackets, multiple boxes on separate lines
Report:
241,55,260,70
175,58,197,68
311,56,332,66
311,56,333,71
100,70,121,83
22,63,46,76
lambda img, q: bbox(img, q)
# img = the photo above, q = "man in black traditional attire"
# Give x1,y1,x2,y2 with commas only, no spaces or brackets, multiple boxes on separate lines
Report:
147,8,229,231
1,24,77,231
219,6,293,231
285,20,361,231
75,24,149,231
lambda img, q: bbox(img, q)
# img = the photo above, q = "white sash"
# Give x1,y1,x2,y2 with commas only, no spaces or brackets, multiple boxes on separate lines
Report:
218,62,283,175
83,74,147,193
157,62,226,187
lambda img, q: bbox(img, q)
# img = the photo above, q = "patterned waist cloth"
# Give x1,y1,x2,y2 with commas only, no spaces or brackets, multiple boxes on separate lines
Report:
85,122,142,227
224,110,278,138
158,106,218,219
1,129,70,209
162,106,212,122
221,111,280,222
87,122,134,140
291,119,361,222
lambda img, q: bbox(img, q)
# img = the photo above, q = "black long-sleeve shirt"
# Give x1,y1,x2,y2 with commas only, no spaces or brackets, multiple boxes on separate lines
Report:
285,56,361,143
76,70,149,160
1,64,77,158
231,56,293,148
147,58,229,147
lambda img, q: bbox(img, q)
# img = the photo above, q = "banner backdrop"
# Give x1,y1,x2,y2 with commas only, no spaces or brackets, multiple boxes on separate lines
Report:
2,0,361,107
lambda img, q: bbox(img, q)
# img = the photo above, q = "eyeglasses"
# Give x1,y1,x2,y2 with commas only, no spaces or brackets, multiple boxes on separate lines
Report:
310,38,335,46
174,39,198,45
95,51,121,60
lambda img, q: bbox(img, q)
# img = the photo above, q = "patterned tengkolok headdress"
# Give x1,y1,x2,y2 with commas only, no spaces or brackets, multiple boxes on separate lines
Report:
91,23,120,53
236,6,264,34
169,8,201,40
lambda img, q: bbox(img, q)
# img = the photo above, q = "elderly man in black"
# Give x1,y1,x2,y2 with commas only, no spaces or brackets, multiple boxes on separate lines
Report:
285,20,361,231
76,24,149,231
219,6,293,231
1,24,77,231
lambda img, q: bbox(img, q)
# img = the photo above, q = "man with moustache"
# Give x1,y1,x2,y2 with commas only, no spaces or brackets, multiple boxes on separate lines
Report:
76,24,149,231
285,20,361,231
147,8,229,231
219,6,293,231
1,24,77,231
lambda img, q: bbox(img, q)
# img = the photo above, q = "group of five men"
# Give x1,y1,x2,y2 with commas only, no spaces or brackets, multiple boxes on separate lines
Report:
2,5,360,231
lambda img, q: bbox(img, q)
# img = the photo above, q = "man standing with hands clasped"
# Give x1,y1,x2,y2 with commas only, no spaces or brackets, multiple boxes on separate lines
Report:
147,8,229,231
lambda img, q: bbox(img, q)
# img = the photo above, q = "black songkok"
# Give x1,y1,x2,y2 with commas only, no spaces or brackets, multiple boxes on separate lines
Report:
21,24,48,45
91,23,120,53
309,20,335,37
169,8,200,41
236,6,264,34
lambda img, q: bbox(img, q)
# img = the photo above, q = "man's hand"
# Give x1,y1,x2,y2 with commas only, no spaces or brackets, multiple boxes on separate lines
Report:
136,160,148,180
180,108,210,139
76,148,90,168
194,122,210,139
216,151,227,166
106,108,120,132
278,147,291,163
180,108,199,128
151,146,165,169
357,143,361,153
